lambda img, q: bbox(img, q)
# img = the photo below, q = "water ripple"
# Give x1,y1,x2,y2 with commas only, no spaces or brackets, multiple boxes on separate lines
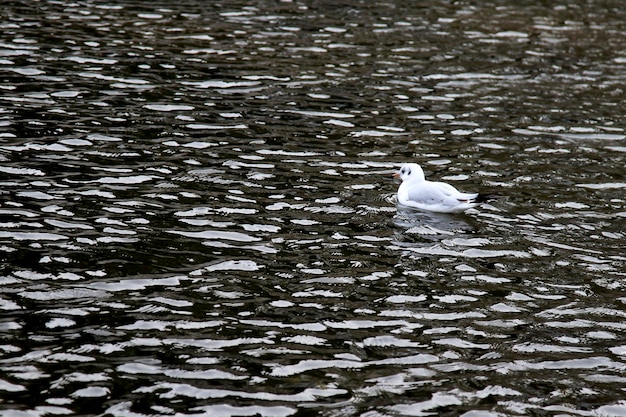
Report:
1,0,625,416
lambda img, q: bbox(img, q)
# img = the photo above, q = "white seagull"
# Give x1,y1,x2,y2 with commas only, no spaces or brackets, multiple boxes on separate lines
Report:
393,163,491,213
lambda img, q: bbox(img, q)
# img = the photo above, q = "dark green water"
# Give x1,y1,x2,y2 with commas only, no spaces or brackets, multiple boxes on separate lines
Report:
1,1,625,416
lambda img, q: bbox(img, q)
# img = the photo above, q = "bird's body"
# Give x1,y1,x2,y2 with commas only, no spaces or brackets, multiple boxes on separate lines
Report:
394,163,485,213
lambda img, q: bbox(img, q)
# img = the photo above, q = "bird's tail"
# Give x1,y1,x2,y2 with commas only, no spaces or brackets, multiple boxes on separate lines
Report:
473,193,500,203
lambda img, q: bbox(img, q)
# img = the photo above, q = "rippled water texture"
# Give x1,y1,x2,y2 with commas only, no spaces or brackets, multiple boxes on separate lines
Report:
1,1,626,416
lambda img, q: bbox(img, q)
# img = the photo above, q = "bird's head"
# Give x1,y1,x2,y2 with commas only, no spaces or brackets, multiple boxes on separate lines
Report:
393,163,425,183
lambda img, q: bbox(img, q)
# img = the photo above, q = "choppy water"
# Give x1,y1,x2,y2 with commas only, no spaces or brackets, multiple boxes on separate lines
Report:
1,1,626,416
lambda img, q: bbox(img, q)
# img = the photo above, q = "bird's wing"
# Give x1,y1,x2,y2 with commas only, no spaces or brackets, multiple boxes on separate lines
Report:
406,181,454,204
407,181,477,206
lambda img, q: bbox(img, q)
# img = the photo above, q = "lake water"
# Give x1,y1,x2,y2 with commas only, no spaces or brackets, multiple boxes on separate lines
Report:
1,1,626,416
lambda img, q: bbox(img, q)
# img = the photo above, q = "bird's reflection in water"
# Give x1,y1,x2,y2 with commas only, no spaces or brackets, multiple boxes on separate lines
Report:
392,204,477,247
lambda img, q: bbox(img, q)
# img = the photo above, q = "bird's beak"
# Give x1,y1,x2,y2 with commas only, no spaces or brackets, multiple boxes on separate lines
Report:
392,172,400,178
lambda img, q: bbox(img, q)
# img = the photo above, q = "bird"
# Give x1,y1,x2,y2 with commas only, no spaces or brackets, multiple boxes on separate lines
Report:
393,163,491,213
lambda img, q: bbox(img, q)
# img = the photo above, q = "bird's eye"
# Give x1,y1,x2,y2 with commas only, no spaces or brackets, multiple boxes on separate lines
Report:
407,169,411,175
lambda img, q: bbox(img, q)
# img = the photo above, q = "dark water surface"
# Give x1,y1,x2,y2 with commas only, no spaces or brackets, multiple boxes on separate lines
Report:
1,1,626,416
